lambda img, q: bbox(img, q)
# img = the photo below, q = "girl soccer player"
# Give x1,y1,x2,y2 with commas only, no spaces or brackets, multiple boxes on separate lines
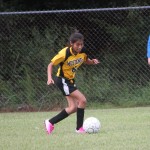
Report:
44,31,99,134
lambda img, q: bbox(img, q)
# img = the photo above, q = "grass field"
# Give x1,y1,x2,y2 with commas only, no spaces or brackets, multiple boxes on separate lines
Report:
0,107,150,150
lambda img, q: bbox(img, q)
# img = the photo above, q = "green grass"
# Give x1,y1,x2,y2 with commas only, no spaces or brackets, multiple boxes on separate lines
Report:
0,107,150,150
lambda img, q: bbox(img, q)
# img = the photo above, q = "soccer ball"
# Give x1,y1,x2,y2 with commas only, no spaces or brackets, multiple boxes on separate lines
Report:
83,117,101,134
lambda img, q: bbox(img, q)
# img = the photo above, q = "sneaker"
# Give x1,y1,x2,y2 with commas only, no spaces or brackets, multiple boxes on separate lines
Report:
76,127,86,133
44,120,54,134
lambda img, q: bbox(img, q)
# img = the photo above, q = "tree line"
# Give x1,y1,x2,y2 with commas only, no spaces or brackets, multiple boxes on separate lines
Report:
0,0,150,12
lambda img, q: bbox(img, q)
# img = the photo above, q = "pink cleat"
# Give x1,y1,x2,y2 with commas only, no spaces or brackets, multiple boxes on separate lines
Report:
44,120,54,134
76,127,86,133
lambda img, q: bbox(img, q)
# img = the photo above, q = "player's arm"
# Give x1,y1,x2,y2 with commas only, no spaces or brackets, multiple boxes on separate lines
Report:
47,51,65,85
47,62,54,85
85,58,100,65
81,48,100,65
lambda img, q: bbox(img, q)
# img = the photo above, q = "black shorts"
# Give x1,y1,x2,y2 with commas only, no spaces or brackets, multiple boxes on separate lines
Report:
54,76,77,96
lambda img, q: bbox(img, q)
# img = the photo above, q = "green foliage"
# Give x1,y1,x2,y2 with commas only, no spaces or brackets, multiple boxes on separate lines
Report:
0,18,72,110
1,8,150,111
18,66,36,104
75,65,150,108
1,0,150,11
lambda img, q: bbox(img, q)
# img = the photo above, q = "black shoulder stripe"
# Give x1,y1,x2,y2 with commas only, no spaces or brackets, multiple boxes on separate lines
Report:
59,47,71,77
80,47,89,58
64,47,71,62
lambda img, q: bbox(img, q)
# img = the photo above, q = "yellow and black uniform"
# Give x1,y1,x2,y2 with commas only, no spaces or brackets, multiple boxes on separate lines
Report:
51,47,88,96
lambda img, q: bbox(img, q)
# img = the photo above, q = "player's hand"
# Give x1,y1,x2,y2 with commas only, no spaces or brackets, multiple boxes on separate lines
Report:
92,59,100,64
47,78,54,85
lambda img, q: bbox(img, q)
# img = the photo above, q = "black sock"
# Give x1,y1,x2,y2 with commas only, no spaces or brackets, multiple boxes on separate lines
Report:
76,108,84,130
49,109,69,125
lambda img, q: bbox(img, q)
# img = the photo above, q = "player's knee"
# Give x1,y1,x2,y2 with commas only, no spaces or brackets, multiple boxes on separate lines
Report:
71,106,77,113
80,97,87,106
68,106,77,114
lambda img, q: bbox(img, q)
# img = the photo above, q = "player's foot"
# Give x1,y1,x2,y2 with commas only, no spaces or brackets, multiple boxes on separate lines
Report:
76,127,85,133
44,120,54,134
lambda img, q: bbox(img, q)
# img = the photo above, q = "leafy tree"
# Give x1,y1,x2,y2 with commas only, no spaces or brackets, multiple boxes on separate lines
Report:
1,0,150,11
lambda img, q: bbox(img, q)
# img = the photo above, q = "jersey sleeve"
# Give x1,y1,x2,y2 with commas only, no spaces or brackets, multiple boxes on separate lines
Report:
147,35,150,58
51,50,66,66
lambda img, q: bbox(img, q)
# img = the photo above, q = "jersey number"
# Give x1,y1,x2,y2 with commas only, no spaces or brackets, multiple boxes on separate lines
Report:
72,67,77,72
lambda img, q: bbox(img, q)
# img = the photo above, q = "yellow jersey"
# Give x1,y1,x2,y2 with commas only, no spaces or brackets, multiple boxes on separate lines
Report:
51,47,88,79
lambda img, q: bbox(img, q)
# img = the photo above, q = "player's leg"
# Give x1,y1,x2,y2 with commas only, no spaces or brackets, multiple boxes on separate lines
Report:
65,96,78,114
70,90,87,132
44,77,81,134
44,95,77,134
44,107,69,134
49,96,77,125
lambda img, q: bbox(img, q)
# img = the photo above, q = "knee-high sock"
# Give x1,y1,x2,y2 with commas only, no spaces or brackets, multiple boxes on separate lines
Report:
49,109,69,125
76,108,84,130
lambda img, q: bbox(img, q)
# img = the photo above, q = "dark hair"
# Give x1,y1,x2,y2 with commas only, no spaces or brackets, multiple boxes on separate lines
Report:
69,31,84,43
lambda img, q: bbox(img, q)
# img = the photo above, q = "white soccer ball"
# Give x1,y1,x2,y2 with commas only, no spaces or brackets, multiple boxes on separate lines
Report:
83,117,101,134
